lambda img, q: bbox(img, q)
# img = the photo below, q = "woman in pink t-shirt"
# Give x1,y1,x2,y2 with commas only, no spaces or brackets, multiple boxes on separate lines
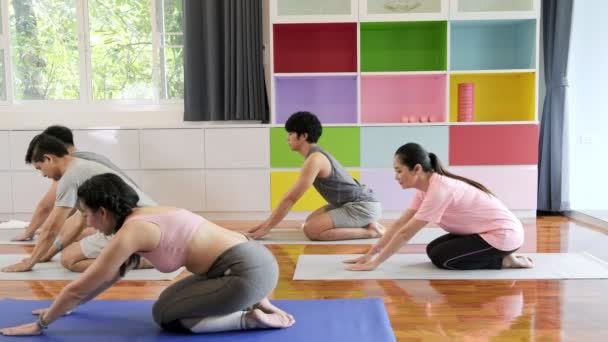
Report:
346,143,533,271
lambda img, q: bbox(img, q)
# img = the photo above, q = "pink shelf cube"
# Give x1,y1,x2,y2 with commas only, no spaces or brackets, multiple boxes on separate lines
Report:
361,74,447,124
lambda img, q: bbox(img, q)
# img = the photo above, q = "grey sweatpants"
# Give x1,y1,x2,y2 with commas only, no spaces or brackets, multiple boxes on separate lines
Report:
152,241,279,331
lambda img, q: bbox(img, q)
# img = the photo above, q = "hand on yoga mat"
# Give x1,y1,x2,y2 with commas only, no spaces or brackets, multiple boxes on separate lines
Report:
32,308,71,316
0,322,42,336
32,308,49,316
247,224,271,240
345,261,379,272
1,259,33,272
343,254,373,265
10,231,34,242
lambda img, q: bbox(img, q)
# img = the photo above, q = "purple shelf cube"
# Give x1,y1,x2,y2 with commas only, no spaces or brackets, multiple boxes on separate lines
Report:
274,75,358,124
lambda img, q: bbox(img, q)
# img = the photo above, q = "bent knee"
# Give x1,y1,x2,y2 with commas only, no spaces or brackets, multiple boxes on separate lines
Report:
302,224,322,240
152,300,165,326
426,252,449,269
60,244,86,272
426,243,436,257
60,254,79,272
152,301,191,333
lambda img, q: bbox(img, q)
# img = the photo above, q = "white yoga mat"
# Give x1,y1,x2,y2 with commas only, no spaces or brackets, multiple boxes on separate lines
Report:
293,253,608,280
258,228,446,245
0,229,36,245
0,255,183,281
0,220,30,230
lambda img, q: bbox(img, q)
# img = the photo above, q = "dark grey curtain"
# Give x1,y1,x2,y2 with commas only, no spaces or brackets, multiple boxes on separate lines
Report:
183,0,268,122
537,0,573,212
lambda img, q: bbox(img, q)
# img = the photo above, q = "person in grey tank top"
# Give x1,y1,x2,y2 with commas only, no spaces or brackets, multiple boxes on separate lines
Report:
248,112,385,241
10,125,137,242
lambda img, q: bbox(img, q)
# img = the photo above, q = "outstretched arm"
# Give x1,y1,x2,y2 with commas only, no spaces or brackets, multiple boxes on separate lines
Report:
344,209,416,265
40,210,86,262
0,225,141,336
248,155,324,239
346,217,428,271
2,206,72,272
12,182,57,241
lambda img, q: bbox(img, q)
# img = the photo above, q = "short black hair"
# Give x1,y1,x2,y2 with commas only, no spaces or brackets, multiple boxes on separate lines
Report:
43,125,74,146
25,134,70,164
284,111,322,143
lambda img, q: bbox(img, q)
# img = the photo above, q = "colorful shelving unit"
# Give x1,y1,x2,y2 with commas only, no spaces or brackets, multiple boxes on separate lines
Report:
269,0,540,213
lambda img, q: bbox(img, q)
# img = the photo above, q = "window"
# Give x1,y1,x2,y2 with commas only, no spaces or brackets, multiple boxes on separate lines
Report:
0,0,184,104
156,0,183,100
0,2,6,101
0,50,6,101
9,0,80,100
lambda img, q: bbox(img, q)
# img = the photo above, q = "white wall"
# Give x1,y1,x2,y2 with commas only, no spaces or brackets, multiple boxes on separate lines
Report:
0,105,182,129
567,0,608,210
0,127,272,221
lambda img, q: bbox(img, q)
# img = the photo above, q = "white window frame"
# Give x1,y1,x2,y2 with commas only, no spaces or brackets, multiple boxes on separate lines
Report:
0,0,184,111
0,0,12,104
153,0,184,103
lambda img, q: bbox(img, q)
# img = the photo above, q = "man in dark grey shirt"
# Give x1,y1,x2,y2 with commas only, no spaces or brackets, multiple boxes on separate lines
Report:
2,133,155,273
248,112,384,241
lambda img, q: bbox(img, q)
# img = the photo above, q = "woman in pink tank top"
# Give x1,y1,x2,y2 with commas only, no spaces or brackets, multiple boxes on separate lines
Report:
1,174,294,336
345,143,533,272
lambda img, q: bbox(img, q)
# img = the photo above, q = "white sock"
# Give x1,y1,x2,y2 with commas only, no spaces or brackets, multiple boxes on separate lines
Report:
181,311,247,333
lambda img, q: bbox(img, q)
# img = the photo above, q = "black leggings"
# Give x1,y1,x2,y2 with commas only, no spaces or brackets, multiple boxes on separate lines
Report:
426,233,517,270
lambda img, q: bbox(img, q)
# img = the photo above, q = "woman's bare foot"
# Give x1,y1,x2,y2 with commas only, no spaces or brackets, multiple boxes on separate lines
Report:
502,254,534,269
244,309,295,329
253,298,295,323
366,222,386,238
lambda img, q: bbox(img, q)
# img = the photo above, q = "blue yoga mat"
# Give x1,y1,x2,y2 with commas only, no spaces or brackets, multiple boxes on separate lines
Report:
0,298,395,341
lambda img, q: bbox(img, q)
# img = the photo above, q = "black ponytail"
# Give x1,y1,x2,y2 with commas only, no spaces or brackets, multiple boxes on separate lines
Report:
395,143,493,195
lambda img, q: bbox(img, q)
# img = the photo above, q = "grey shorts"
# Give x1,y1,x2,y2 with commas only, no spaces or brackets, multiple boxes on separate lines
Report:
79,231,112,258
325,201,382,228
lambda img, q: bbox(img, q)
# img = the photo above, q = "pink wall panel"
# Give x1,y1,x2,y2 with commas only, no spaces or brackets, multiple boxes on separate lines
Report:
450,166,537,210
449,124,539,165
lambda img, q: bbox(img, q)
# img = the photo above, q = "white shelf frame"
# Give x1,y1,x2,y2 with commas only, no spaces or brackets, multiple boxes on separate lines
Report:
449,0,540,21
270,0,359,24
359,0,449,22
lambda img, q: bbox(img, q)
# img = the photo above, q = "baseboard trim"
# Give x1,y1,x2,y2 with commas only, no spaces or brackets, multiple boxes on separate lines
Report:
566,211,608,232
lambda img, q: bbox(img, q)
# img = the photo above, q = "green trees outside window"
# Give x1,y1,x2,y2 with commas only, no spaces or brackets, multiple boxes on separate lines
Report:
6,0,183,101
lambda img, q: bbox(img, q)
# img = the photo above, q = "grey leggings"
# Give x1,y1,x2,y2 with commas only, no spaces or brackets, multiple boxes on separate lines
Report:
152,241,279,332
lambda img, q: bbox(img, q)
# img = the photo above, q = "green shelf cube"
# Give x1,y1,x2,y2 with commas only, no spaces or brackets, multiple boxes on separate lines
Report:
360,21,447,72
271,127,360,167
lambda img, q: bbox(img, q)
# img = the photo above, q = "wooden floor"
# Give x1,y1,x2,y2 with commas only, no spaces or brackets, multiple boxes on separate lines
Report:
1,216,607,341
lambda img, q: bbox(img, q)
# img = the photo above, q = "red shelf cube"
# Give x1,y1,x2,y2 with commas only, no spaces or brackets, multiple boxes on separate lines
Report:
273,23,357,73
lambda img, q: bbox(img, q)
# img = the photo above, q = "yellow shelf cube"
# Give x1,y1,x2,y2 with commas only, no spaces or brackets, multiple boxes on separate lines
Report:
271,171,361,211
449,72,536,122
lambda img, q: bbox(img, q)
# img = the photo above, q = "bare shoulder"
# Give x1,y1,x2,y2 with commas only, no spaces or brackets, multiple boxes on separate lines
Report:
116,219,160,251
304,152,331,177
305,152,330,167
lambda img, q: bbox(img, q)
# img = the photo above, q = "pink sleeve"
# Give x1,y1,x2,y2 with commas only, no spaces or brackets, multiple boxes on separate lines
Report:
414,183,451,223
409,190,424,210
